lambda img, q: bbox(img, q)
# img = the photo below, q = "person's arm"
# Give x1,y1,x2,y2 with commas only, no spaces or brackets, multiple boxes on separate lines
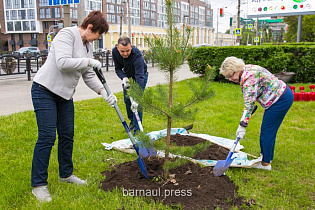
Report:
133,54,146,88
240,75,258,127
53,28,89,71
112,49,126,80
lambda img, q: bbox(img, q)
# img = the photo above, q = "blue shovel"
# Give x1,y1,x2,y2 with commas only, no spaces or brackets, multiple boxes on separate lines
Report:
213,137,240,177
94,68,149,179
213,105,258,176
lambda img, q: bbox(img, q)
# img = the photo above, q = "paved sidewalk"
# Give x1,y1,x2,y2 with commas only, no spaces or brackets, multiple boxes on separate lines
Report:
0,64,198,116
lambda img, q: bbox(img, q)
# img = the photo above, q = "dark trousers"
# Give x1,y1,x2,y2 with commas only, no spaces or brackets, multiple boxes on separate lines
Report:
31,82,74,187
260,88,293,163
123,72,148,132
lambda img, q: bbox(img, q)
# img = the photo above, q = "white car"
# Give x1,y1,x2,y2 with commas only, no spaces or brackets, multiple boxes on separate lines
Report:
14,47,40,58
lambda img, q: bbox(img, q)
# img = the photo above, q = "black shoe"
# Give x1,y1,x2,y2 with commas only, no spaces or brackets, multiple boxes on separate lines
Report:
129,122,135,131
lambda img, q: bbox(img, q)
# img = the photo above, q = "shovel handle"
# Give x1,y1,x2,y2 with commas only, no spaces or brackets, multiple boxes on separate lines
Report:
94,68,137,145
130,97,144,132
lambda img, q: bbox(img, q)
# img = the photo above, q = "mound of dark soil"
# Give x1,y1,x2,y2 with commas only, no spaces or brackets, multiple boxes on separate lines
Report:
170,133,230,160
101,133,255,209
170,133,207,146
101,157,253,209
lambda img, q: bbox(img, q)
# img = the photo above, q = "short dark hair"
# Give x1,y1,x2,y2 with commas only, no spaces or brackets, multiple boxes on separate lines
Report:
81,11,109,34
118,37,131,46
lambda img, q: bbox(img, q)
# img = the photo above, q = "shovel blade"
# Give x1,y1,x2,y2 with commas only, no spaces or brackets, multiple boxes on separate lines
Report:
133,144,149,179
213,158,234,177
137,157,149,179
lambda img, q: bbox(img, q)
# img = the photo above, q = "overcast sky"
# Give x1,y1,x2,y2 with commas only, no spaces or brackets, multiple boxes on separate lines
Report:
210,0,249,33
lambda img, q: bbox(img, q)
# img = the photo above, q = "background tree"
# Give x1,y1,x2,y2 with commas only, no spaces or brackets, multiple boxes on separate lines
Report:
129,0,214,178
268,27,273,42
284,15,315,42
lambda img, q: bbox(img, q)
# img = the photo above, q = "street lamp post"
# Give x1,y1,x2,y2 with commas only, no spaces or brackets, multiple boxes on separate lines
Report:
127,0,131,39
216,8,219,47
183,15,189,38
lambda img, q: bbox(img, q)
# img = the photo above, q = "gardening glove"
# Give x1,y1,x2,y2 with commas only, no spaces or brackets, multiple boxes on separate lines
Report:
100,89,117,107
236,125,246,139
122,77,130,90
131,100,138,113
88,58,102,70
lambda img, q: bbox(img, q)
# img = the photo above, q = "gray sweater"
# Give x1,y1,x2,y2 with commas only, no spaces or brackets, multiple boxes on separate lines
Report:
33,26,103,100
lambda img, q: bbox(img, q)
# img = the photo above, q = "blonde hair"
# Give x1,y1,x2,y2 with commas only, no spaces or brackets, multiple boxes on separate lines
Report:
220,56,245,76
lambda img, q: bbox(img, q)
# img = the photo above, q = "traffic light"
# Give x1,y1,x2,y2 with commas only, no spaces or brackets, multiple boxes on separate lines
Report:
220,8,224,17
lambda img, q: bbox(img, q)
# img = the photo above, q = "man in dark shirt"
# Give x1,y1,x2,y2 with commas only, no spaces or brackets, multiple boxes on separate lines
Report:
112,36,148,133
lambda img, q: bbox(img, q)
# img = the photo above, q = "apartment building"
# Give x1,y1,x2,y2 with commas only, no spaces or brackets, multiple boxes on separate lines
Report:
0,0,214,52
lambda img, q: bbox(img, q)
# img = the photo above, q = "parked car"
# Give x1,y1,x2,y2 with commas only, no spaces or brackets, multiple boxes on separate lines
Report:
194,44,212,47
93,48,108,56
14,47,40,58
40,49,49,56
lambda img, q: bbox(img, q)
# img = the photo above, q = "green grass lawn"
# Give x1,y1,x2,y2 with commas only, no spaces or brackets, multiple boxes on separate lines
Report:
0,79,314,209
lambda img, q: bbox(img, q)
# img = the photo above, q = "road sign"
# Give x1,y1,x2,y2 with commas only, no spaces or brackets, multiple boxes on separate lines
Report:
49,0,79,6
248,24,253,30
234,28,242,36
254,37,259,43
47,35,52,42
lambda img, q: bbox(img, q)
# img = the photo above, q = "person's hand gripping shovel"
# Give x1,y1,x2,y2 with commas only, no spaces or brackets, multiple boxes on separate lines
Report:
130,97,144,132
93,67,149,179
213,105,258,177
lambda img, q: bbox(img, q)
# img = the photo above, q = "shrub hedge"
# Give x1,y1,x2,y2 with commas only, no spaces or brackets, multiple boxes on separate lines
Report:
187,45,315,83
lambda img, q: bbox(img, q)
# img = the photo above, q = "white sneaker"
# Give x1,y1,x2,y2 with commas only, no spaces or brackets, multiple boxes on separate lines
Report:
32,186,52,202
60,175,87,185
253,162,272,171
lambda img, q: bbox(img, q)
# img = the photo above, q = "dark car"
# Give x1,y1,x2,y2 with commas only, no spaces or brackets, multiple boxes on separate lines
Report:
93,48,108,56
40,49,49,56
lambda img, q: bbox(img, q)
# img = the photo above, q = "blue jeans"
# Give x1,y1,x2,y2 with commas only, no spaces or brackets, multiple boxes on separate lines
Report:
260,88,293,164
123,72,148,132
31,82,74,187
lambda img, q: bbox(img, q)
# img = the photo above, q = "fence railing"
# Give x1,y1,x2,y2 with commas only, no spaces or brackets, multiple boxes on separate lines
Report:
0,50,152,80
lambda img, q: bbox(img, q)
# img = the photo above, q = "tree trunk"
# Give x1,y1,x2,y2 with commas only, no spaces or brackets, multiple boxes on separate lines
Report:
163,70,173,178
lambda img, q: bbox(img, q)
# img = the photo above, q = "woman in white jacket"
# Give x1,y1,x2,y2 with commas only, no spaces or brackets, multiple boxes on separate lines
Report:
31,11,116,202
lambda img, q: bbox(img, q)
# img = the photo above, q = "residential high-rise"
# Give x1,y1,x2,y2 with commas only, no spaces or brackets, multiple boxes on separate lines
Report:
0,0,214,51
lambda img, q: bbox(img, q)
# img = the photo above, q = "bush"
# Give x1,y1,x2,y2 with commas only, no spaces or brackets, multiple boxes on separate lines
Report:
188,45,315,83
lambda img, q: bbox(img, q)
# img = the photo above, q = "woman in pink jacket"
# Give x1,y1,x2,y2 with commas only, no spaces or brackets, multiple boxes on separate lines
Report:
220,56,293,171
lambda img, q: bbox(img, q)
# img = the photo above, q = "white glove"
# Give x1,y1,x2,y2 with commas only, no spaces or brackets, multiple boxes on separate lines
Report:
236,125,246,139
88,58,102,70
131,100,138,113
100,89,117,107
122,77,130,90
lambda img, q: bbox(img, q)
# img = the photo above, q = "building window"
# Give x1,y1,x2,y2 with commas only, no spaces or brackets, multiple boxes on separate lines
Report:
5,0,12,9
23,21,30,31
13,0,20,9
28,9,35,19
29,0,35,8
10,10,18,20
44,21,49,29
30,21,36,31
39,9,45,18
15,21,22,30
55,8,60,18
18,10,27,19
21,0,28,8
7,22,14,31
31,33,37,39
46,8,51,18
